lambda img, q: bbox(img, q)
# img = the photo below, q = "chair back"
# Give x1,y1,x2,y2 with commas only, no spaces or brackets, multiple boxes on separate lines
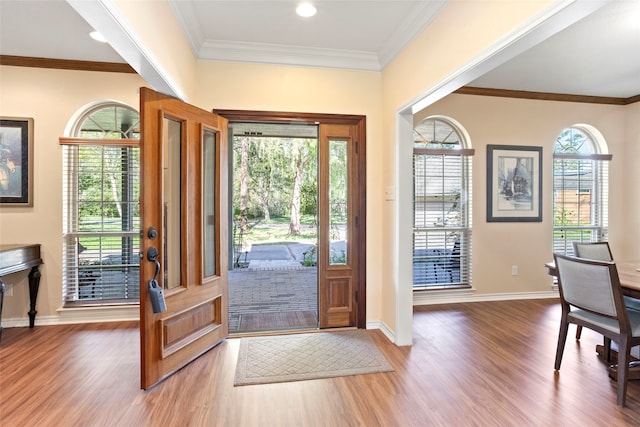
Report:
554,253,624,319
572,241,613,261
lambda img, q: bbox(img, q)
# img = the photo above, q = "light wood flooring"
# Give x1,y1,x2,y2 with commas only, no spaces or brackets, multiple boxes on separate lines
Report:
1,298,639,426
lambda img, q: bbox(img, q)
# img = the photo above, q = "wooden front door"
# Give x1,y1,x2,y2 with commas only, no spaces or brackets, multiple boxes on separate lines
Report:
318,123,361,328
139,87,228,389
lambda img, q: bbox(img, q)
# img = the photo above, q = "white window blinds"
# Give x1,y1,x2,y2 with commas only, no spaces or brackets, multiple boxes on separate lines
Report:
412,117,473,290
62,142,140,303
553,127,611,256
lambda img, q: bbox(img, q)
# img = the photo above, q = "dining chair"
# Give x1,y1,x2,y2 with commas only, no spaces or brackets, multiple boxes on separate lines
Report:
572,241,613,262
553,253,640,407
572,242,614,344
572,241,640,313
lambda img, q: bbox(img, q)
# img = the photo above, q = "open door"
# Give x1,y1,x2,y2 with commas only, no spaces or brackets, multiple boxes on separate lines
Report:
139,87,228,389
318,124,360,328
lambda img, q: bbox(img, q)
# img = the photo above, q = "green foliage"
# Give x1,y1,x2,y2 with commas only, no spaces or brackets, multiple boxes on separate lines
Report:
301,180,318,215
242,217,317,244
330,248,347,264
76,145,140,220
555,128,587,154
232,136,318,220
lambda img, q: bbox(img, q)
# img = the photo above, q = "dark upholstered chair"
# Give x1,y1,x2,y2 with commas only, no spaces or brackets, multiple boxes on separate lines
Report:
553,253,640,407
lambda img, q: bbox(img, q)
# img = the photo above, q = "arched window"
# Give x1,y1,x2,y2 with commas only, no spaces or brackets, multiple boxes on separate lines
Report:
61,102,141,304
553,125,610,255
412,116,473,290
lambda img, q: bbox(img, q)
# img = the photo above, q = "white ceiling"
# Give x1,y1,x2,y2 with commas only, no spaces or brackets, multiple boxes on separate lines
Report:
1,0,639,99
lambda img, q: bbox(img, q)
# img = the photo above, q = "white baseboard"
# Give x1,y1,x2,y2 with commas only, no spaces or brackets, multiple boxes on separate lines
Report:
1,305,139,328
413,289,559,306
2,293,559,339
366,319,395,344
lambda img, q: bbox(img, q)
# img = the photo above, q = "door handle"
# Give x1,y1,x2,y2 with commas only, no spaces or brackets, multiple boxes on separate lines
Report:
146,245,166,313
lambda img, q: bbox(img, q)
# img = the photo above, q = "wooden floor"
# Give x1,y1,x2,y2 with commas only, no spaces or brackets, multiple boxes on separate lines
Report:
1,299,639,426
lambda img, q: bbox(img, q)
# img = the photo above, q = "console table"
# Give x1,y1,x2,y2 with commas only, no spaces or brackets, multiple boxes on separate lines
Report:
0,244,43,341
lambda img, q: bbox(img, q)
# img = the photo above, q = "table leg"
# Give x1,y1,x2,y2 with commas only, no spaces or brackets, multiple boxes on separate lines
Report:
27,266,41,328
596,344,640,381
0,277,5,341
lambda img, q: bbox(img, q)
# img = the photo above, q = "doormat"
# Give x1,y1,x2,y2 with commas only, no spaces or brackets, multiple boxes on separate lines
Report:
234,329,393,386
238,311,318,331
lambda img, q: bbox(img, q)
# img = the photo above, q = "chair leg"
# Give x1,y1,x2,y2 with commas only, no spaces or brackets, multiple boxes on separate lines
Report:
575,325,582,340
616,338,630,407
555,319,569,370
604,337,612,363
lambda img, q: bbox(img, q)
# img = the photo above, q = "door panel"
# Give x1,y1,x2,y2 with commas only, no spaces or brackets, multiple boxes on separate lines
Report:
318,124,358,328
140,87,228,389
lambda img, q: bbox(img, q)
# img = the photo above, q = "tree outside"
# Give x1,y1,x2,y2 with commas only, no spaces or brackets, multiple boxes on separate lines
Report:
232,136,319,249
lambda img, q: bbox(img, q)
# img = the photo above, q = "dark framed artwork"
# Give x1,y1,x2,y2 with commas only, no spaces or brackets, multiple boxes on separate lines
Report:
0,117,34,206
487,145,542,222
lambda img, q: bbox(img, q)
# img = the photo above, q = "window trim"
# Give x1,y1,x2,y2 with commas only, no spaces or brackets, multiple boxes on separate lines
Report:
412,116,473,291
552,125,610,257
61,103,141,306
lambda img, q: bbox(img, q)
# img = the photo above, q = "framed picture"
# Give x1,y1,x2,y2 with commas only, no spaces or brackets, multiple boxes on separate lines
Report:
487,145,542,222
1,117,34,206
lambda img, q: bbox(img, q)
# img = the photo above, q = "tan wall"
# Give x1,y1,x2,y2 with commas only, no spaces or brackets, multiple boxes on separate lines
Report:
0,62,386,323
623,101,640,258
192,61,385,320
113,0,197,100
2,1,636,336
0,66,146,320
379,0,554,332
414,94,634,294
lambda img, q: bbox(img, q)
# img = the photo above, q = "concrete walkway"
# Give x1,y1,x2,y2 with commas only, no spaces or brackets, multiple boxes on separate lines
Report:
238,242,315,270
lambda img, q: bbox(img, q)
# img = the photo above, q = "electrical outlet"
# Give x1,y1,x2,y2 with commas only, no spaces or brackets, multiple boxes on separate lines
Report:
4,283,13,296
384,186,395,201
511,265,518,276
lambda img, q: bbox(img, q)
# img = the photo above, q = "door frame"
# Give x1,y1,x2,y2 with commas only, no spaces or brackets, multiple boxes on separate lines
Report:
215,110,367,329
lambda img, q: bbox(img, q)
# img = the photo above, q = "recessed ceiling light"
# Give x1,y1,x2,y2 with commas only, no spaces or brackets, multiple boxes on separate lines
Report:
296,3,316,18
90,31,108,43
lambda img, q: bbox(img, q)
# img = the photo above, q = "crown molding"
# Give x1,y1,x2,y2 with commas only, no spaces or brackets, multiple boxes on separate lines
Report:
167,0,204,59
377,1,448,69
0,55,135,73
198,40,381,71
170,0,447,71
455,86,639,105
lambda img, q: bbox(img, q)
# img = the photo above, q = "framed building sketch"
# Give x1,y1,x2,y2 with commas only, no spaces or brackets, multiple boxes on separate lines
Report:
0,117,34,206
487,145,542,222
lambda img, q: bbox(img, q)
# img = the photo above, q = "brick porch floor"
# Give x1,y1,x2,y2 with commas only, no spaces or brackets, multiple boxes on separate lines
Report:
228,266,318,333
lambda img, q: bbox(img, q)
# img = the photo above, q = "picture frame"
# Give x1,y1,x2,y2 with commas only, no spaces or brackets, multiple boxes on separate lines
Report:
487,144,542,222
1,117,34,206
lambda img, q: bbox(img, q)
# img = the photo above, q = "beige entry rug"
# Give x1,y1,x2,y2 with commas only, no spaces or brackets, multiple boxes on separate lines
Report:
234,330,393,386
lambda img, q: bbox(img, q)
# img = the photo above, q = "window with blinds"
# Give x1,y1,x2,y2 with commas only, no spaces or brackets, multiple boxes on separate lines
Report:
413,117,473,290
553,126,610,256
61,103,141,304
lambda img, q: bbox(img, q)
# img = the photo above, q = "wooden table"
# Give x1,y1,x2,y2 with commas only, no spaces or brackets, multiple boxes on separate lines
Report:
545,259,640,380
0,244,43,341
545,260,640,298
